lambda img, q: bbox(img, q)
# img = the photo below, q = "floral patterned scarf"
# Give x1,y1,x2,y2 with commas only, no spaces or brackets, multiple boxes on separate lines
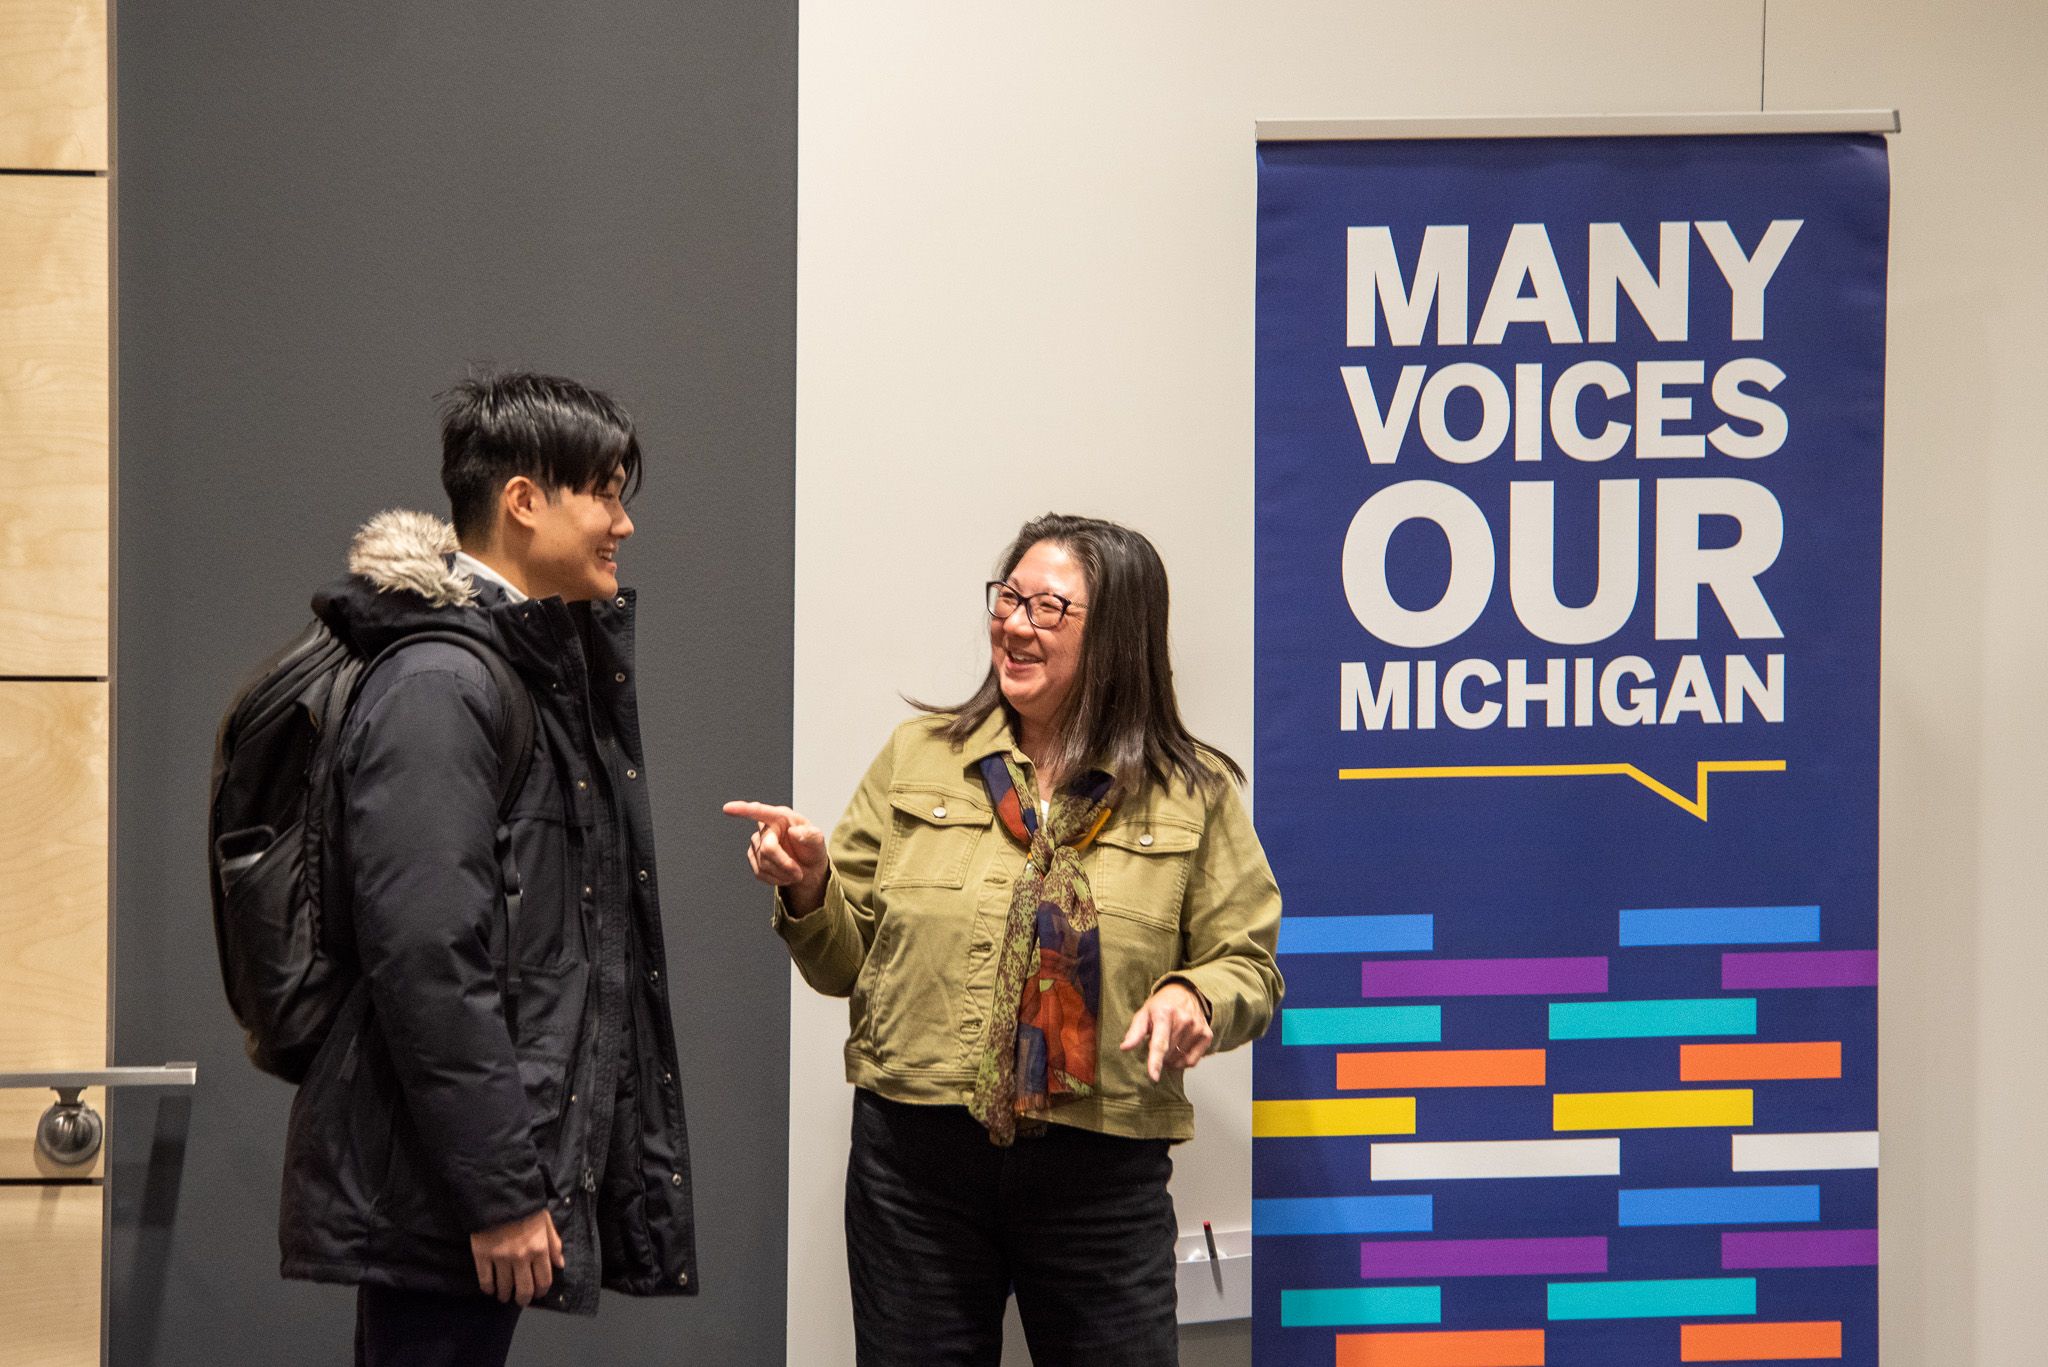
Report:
969,754,1115,1146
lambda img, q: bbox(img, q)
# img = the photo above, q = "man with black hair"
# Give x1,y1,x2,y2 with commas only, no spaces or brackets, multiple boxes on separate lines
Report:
280,373,696,1366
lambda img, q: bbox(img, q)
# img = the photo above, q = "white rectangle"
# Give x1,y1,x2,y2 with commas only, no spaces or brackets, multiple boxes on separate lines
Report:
1255,110,1902,141
1732,1131,1881,1171
1371,1137,1622,1181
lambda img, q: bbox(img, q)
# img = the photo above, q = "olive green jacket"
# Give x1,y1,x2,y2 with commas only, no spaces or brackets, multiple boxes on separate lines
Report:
774,711,1284,1141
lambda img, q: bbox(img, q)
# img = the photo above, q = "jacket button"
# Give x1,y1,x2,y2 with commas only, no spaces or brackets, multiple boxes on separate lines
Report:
638,869,649,883
577,779,589,791
670,1172,683,1187
662,1071,673,1087
583,885,593,898
932,805,947,818
615,596,626,608
1139,833,1154,847
615,672,626,683
648,969,661,985
677,1271,689,1288
627,769,638,780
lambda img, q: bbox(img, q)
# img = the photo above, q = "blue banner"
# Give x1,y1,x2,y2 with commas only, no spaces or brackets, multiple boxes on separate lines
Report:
1252,133,1887,1367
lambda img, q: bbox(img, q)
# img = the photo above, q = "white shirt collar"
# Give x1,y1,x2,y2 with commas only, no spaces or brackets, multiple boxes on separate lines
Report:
453,550,529,604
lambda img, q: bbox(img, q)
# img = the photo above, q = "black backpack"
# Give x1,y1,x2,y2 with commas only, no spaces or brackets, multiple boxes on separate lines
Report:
208,619,535,1083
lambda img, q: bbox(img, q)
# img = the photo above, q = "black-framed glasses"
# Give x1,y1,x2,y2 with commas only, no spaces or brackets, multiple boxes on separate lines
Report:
986,581,1084,629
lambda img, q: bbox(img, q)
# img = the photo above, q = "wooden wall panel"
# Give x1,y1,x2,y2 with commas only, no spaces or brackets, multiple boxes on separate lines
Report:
0,1,107,171
0,683,107,1180
0,175,109,678
0,1184,102,1366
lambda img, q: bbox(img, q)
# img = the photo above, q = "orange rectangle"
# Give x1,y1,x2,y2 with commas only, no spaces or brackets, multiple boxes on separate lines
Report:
1680,1041,1842,1082
1337,1049,1547,1090
1336,1328,1545,1367
1681,1321,1842,1361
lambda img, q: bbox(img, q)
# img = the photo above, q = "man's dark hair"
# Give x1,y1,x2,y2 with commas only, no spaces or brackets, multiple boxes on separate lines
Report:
917,512,1243,800
439,371,643,543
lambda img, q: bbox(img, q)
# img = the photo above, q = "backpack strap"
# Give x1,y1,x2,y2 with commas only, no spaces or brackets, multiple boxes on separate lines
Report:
361,631,538,1035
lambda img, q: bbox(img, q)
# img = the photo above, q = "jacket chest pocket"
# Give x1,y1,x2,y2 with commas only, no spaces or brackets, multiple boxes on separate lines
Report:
877,786,991,890
1088,819,1201,926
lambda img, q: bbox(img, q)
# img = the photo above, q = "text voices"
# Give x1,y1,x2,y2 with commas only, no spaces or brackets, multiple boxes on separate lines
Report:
1343,220,1798,466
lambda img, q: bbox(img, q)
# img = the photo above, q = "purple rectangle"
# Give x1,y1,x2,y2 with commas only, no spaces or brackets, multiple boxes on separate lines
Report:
1361,956,1608,998
1722,950,1879,989
1361,1236,1608,1279
1722,1228,1879,1268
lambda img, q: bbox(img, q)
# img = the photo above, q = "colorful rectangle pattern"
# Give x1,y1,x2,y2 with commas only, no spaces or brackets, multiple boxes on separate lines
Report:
1680,1321,1843,1361
1339,1049,1546,1090
1280,914,1435,954
1361,1237,1606,1280
1620,906,1821,945
1363,957,1607,998
1546,1278,1757,1320
1333,1329,1546,1367
1253,1098,1417,1138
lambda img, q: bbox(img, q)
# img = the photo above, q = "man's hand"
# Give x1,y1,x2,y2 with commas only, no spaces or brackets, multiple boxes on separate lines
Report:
1119,982,1214,1082
471,1208,564,1305
722,800,830,915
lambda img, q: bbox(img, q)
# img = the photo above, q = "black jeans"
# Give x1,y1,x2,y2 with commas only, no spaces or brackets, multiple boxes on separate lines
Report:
846,1089,1180,1367
355,1284,522,1367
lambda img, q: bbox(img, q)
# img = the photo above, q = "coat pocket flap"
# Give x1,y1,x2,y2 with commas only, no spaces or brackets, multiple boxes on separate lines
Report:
1095,820,1201,855
886,786,991,827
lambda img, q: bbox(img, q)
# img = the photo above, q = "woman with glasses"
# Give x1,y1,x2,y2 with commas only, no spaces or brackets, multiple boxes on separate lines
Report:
725,513,1283,1366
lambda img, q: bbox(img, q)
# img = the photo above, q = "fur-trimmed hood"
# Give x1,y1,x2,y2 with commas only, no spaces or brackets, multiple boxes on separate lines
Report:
346,509,477,608
311,510,502,662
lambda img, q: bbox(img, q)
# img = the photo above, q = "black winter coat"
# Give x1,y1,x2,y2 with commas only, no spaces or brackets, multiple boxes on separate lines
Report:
278,512,696,1314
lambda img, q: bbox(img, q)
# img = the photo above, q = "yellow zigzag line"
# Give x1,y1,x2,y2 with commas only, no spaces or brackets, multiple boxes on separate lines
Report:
1336,760,1787,821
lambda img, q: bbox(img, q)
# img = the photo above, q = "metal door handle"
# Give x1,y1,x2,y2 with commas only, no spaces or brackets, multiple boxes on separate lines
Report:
0,1064,198,1168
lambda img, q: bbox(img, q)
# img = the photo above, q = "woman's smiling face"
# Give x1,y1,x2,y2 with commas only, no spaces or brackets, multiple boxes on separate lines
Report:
990,539,1088,738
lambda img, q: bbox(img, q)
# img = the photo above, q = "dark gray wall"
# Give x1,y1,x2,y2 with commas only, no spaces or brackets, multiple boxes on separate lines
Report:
110,5,793,1363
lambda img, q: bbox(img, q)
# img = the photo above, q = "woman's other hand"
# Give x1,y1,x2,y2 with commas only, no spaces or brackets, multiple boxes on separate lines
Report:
1118,982,1214,1082
723,800,830,914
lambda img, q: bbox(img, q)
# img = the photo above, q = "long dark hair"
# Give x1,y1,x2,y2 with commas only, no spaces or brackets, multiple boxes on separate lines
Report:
916,513,1243,798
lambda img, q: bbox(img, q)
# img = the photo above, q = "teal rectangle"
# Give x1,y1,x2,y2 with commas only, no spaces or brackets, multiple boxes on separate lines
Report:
1282,1005,1442,1046
1548,998,1756,1040
1547,1277,1756,1320
1280,1286,1442,1328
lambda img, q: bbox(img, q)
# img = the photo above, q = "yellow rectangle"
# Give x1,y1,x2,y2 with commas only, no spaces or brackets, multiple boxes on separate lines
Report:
1254,1097,1418,1138
1553,1089,1753,1131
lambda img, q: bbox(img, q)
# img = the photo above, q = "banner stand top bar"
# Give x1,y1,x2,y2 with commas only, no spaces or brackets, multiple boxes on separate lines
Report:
1256,110,1900,142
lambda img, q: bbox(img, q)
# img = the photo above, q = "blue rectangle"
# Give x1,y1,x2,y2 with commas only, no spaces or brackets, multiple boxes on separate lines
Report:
1278,914,1434,955
1619,906,1822,945
1254,1195,1433,1235
1282,1005,1442,1045
1547,1277,1756,1320
1280,1286,1442,1328
1549,998,1757,1040
1619,1186,1822,1226
1613,1188,1826,1229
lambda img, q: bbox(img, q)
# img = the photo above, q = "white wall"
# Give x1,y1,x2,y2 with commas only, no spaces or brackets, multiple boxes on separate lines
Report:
794,1,2046,1361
